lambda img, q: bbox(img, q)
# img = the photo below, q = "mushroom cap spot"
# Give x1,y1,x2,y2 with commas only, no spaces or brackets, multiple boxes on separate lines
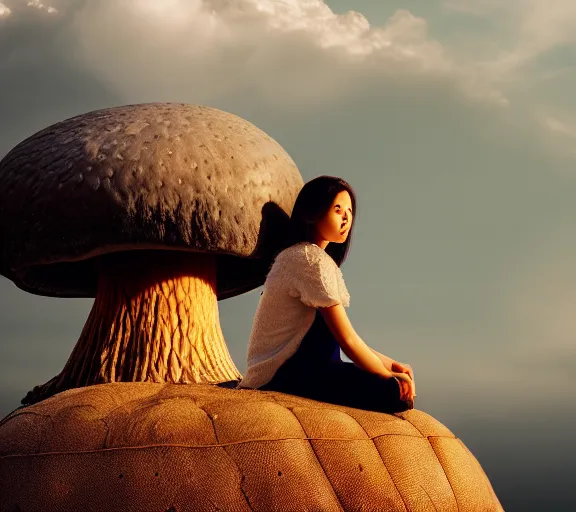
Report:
0,383,504,512
0,103,303,299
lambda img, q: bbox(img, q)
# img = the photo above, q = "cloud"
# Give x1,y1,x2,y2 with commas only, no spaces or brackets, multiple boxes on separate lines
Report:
0,0,510,111
3,0,576,152
0,2,11,17
66,1,457,104
443,0,576,77
439,0,576,153
26,0,58,14
0,0,58,17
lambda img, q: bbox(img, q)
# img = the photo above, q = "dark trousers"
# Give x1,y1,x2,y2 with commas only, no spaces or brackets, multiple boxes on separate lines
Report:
259,312,412,413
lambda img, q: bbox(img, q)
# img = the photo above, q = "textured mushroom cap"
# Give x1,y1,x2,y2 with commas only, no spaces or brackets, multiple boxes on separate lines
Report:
0,383,503,512
0,103,303,299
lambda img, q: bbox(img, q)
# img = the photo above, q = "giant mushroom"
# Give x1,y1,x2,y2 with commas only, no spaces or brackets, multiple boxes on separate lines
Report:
0,103,503,511
0,103,302,404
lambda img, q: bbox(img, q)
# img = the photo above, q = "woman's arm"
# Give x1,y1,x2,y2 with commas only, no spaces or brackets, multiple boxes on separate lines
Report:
371,345,416,396
318,305,400,377
318,304,415,399
370,348,394,371
320,304,391,376
371,349,415,385
317,303,395,375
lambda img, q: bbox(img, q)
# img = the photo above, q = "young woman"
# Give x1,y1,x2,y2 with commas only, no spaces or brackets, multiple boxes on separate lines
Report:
239,176,416,412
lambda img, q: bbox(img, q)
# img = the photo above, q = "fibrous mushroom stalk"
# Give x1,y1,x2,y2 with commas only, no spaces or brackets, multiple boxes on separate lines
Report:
22,251,241,405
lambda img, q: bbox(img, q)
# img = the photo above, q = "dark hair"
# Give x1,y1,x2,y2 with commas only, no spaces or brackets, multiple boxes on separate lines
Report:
285,175,356,267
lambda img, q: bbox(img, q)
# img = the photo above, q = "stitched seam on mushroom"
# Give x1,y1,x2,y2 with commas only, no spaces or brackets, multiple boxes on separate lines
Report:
397,411,460,509
0,433,433,459
342,410,409,512
0,409,45,428
281,404,345,511
460,438,497,510
428,438,460,512
194,402,254,512
420,485,439,512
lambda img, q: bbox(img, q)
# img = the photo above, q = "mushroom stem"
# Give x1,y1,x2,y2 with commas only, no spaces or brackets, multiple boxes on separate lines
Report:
22,251,241,405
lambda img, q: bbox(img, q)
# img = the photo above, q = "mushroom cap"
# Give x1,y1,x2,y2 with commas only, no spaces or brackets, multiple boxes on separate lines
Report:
0,103,303,299
0,383,503,511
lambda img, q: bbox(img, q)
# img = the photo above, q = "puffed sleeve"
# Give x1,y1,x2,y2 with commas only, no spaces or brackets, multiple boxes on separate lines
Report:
289,249,349,308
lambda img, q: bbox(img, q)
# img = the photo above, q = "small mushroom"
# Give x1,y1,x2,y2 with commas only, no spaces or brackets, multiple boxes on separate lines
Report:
0,103,303,405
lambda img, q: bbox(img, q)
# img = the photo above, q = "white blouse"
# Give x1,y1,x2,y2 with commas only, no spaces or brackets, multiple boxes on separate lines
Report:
239,241,350,389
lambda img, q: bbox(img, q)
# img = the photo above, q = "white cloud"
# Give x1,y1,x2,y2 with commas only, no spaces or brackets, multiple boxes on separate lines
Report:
443,0,576,77
0,0,59,17
441,0,576,152
5,0,576,152
26,0,58,13
57,0,506,108
0,2,11,17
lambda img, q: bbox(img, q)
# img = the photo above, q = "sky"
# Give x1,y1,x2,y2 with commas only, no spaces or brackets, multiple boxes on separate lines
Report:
0,0,575,509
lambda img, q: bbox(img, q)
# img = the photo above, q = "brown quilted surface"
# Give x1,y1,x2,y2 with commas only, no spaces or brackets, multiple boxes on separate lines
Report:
0,383,503,511
0,103,303,299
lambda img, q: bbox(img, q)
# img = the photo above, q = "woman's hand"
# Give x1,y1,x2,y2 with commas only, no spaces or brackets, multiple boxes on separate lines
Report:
391,372,415,402
391,361,415,397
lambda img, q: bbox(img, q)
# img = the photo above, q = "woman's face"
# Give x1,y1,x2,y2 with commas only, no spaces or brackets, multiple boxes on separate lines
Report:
313,190,354,247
